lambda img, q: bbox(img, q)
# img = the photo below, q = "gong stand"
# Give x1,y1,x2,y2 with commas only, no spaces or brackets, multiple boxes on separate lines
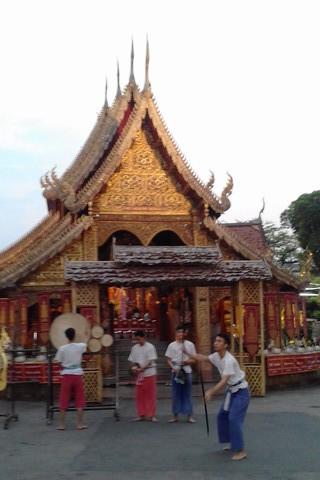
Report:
46,349,120,424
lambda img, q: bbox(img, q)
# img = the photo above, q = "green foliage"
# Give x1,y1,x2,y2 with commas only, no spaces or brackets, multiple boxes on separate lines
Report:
263,220,304,271
306,275,320,320
282,191,320,269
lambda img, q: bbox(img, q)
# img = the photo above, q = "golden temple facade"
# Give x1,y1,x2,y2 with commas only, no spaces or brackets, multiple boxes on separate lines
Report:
0,43,307,395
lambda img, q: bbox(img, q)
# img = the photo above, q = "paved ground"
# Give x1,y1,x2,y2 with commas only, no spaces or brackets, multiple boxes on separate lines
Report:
1,384,320,480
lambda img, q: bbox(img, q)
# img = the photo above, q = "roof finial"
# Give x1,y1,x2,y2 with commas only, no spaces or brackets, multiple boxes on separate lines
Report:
143,36,151,91
258,197,265,220
129,38,136,85
116,60,121,98
104,76,109,107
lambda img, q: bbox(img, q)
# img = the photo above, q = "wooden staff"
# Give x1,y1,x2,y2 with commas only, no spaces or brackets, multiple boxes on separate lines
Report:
199,365,210,436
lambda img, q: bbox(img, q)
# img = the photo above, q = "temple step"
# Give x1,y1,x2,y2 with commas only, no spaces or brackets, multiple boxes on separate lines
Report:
110,339,220,384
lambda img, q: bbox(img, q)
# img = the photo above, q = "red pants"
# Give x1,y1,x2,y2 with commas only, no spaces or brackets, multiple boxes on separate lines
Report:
136,375,157,418
59,374,85,410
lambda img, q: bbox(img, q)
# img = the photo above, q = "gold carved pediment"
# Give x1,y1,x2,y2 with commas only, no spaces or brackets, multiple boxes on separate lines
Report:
21,240,83,287
94,129,192,215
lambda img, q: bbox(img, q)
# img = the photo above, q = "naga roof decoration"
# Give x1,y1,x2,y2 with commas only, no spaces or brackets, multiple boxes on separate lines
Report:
65,258,272,287
40,43,233,216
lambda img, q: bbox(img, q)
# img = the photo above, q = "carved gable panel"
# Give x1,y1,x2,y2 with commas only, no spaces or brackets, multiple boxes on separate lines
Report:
21,240,84,286
94,129,192,215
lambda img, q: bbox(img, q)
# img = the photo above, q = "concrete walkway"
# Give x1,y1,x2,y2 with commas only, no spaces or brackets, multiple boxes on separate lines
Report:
1,385,320,480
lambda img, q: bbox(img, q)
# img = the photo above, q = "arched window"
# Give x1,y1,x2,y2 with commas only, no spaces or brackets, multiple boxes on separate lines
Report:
149,230,185,246
98,230,142,260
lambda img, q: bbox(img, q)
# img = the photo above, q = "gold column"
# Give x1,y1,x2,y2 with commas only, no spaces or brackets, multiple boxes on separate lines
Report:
194,287,211,376
259,281,266,396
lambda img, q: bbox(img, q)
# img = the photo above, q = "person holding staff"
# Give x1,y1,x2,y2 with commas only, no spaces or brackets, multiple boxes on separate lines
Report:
191,333,249,461
165,325,196,423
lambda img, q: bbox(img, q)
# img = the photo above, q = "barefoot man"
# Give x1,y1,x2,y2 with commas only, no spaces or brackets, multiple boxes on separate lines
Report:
192,333,249,461
55,327,87,430
128,330,158,422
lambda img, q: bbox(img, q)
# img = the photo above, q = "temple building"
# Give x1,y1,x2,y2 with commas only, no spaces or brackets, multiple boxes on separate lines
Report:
0,43,311,396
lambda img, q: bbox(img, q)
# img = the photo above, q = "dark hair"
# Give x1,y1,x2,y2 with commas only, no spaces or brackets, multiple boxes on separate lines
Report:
216,333,230,346
176,324,185,332
65,327,76,341
134,330,145,338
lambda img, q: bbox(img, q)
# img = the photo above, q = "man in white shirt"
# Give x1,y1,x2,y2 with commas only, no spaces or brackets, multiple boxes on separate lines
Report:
192,333,249,461
128,330,158,422
165,325,196,423
55,327,87,431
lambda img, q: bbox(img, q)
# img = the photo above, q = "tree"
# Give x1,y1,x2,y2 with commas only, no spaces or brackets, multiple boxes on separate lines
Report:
263,219,304,271
282,191,320,270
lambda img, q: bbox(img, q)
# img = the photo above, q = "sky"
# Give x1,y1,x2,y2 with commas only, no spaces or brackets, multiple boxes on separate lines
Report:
1,0,320,250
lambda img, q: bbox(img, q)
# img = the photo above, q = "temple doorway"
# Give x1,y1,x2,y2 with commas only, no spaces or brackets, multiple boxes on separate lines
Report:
100,286,193,342
98,229,192,341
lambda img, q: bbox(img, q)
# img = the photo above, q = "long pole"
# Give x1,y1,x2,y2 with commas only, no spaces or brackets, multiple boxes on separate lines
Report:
199,366,210,436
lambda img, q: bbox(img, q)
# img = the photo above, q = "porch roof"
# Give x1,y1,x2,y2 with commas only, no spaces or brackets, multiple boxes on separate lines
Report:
111,244,223,265
65,259,272,287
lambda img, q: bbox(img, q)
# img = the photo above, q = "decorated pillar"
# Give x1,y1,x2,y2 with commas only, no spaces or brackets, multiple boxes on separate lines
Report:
282,293,295,339
61,291,72,313
299,297,307,338
73,283,100,324
19,296,28,347
243,304,260,359
264,293,280,347
194,287,211,376
237,280,265,396
38,293,50,344
8,299,17,341
0,298,9,329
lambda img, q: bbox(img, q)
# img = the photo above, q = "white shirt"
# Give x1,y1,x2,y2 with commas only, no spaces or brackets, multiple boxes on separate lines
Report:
165,340,196,374
128,342,157,377
55,342,87,375
208,351,248,391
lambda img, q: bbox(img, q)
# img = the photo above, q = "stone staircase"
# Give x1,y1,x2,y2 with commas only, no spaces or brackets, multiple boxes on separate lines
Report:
112,339,171,383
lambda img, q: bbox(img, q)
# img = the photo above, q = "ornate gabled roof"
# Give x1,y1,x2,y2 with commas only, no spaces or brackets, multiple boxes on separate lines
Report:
223,220,270,257
40,45,233,216
111,244,223,265
0,211,61,270
0,215,93,289
65,258,271,287
203,216,302,289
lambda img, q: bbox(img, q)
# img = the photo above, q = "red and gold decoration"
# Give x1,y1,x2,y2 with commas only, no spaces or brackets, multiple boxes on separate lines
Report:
19,296,28,347
38,293,50,344
264,293,280,346
243,304,259,358
0,298,9,328
61,291,72,313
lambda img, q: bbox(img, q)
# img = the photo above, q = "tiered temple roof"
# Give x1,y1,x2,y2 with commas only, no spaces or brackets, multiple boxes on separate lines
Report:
0,42,302,291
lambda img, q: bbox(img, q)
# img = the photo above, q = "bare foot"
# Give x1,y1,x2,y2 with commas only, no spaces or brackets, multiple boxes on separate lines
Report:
151,417,158,422
56,426,65,431
76,425,88,430
187,417,196,423
232,451,247,461
168,417,178,423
